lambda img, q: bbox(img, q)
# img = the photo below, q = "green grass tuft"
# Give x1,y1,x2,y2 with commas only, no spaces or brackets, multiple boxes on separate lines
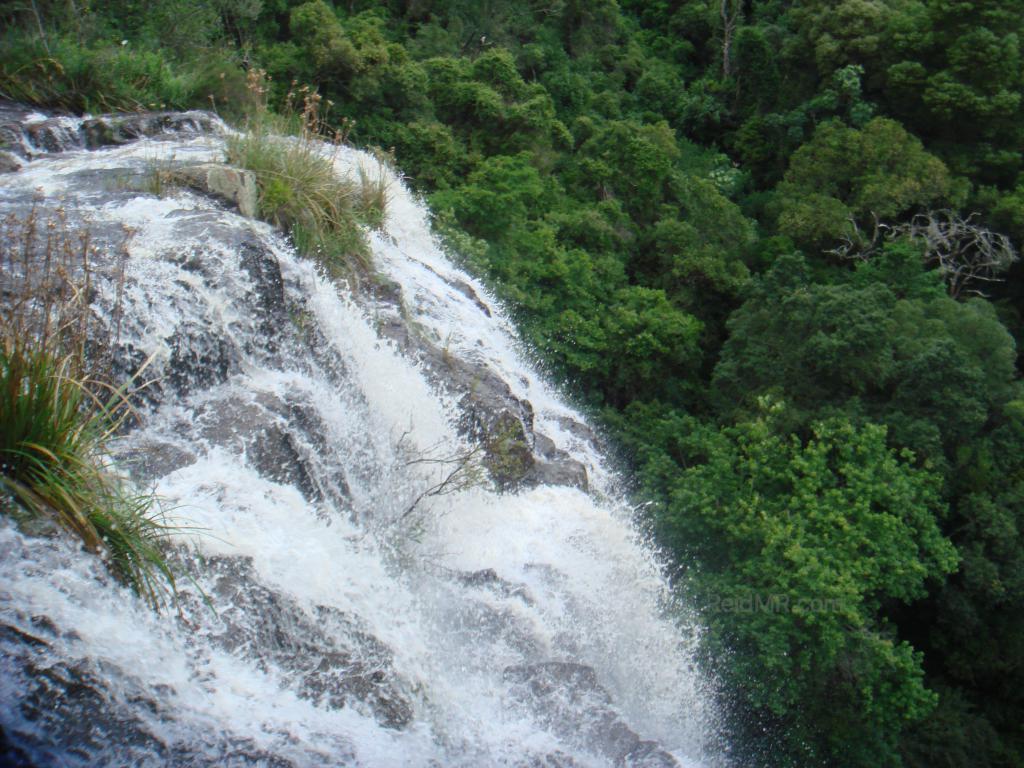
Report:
0,209,180,610
355,152,393,231
225,72,389,278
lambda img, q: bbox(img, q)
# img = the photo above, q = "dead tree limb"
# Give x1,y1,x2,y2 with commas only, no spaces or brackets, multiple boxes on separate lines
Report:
831,210,1017,298
399,440,486,522
720,0,741,78
891,210,1017,298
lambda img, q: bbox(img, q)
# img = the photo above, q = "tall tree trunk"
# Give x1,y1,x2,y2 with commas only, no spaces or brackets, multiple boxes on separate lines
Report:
721,0,738,79
30,0,50,53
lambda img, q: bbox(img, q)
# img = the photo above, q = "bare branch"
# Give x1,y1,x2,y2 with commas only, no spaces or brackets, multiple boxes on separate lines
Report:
890,210,1018,298
400,441,486,522
827,213,889,262
720,0,741,78
829,210,1017,299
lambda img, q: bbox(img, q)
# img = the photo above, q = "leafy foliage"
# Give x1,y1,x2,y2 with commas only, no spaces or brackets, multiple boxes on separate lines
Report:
633,412,956,765
775,118,953,250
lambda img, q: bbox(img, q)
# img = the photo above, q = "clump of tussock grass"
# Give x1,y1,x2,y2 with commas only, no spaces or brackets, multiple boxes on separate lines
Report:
0,208,179,610
356,150,395,232
225,71,390,278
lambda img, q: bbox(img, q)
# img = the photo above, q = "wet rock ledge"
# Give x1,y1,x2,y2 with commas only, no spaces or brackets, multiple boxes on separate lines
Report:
367,278,591,492
0,102,219,161
0,100,592,494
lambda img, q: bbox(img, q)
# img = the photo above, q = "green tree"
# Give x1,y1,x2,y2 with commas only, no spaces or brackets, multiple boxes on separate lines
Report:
430,151,553,240
567,119,681,222
712,249,1018,456
882,0,1024,185
899,408,1024,766
775,117,952,250
631,411,957,766
289,0,361,79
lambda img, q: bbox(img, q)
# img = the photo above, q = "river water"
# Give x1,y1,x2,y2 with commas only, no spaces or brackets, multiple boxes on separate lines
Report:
0,110,721,767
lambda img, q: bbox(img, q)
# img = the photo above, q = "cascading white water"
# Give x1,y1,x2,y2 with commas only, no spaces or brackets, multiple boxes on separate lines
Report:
0,112,721,767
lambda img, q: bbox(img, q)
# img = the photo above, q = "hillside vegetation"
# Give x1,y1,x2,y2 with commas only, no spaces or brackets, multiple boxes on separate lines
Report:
2,1,1023,765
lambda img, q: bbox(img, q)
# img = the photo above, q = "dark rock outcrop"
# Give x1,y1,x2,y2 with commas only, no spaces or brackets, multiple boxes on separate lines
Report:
120,438,198,482
128,217,290,402
0,150,20,173
193,390,351,510
165,321,236,395
372,292,588,492
514,751,587,768
1,620,180,766
0,613,343,767
237,239,290,352
452,567,534,604
176,555,413,730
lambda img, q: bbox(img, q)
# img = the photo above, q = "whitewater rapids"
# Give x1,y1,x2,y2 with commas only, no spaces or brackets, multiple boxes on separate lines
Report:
0,110,720,767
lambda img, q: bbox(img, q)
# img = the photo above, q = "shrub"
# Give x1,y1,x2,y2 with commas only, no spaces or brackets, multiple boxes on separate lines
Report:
0,29,246,114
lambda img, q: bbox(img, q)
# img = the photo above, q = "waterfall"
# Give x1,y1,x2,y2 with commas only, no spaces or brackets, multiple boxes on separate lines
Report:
0,107,721,767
